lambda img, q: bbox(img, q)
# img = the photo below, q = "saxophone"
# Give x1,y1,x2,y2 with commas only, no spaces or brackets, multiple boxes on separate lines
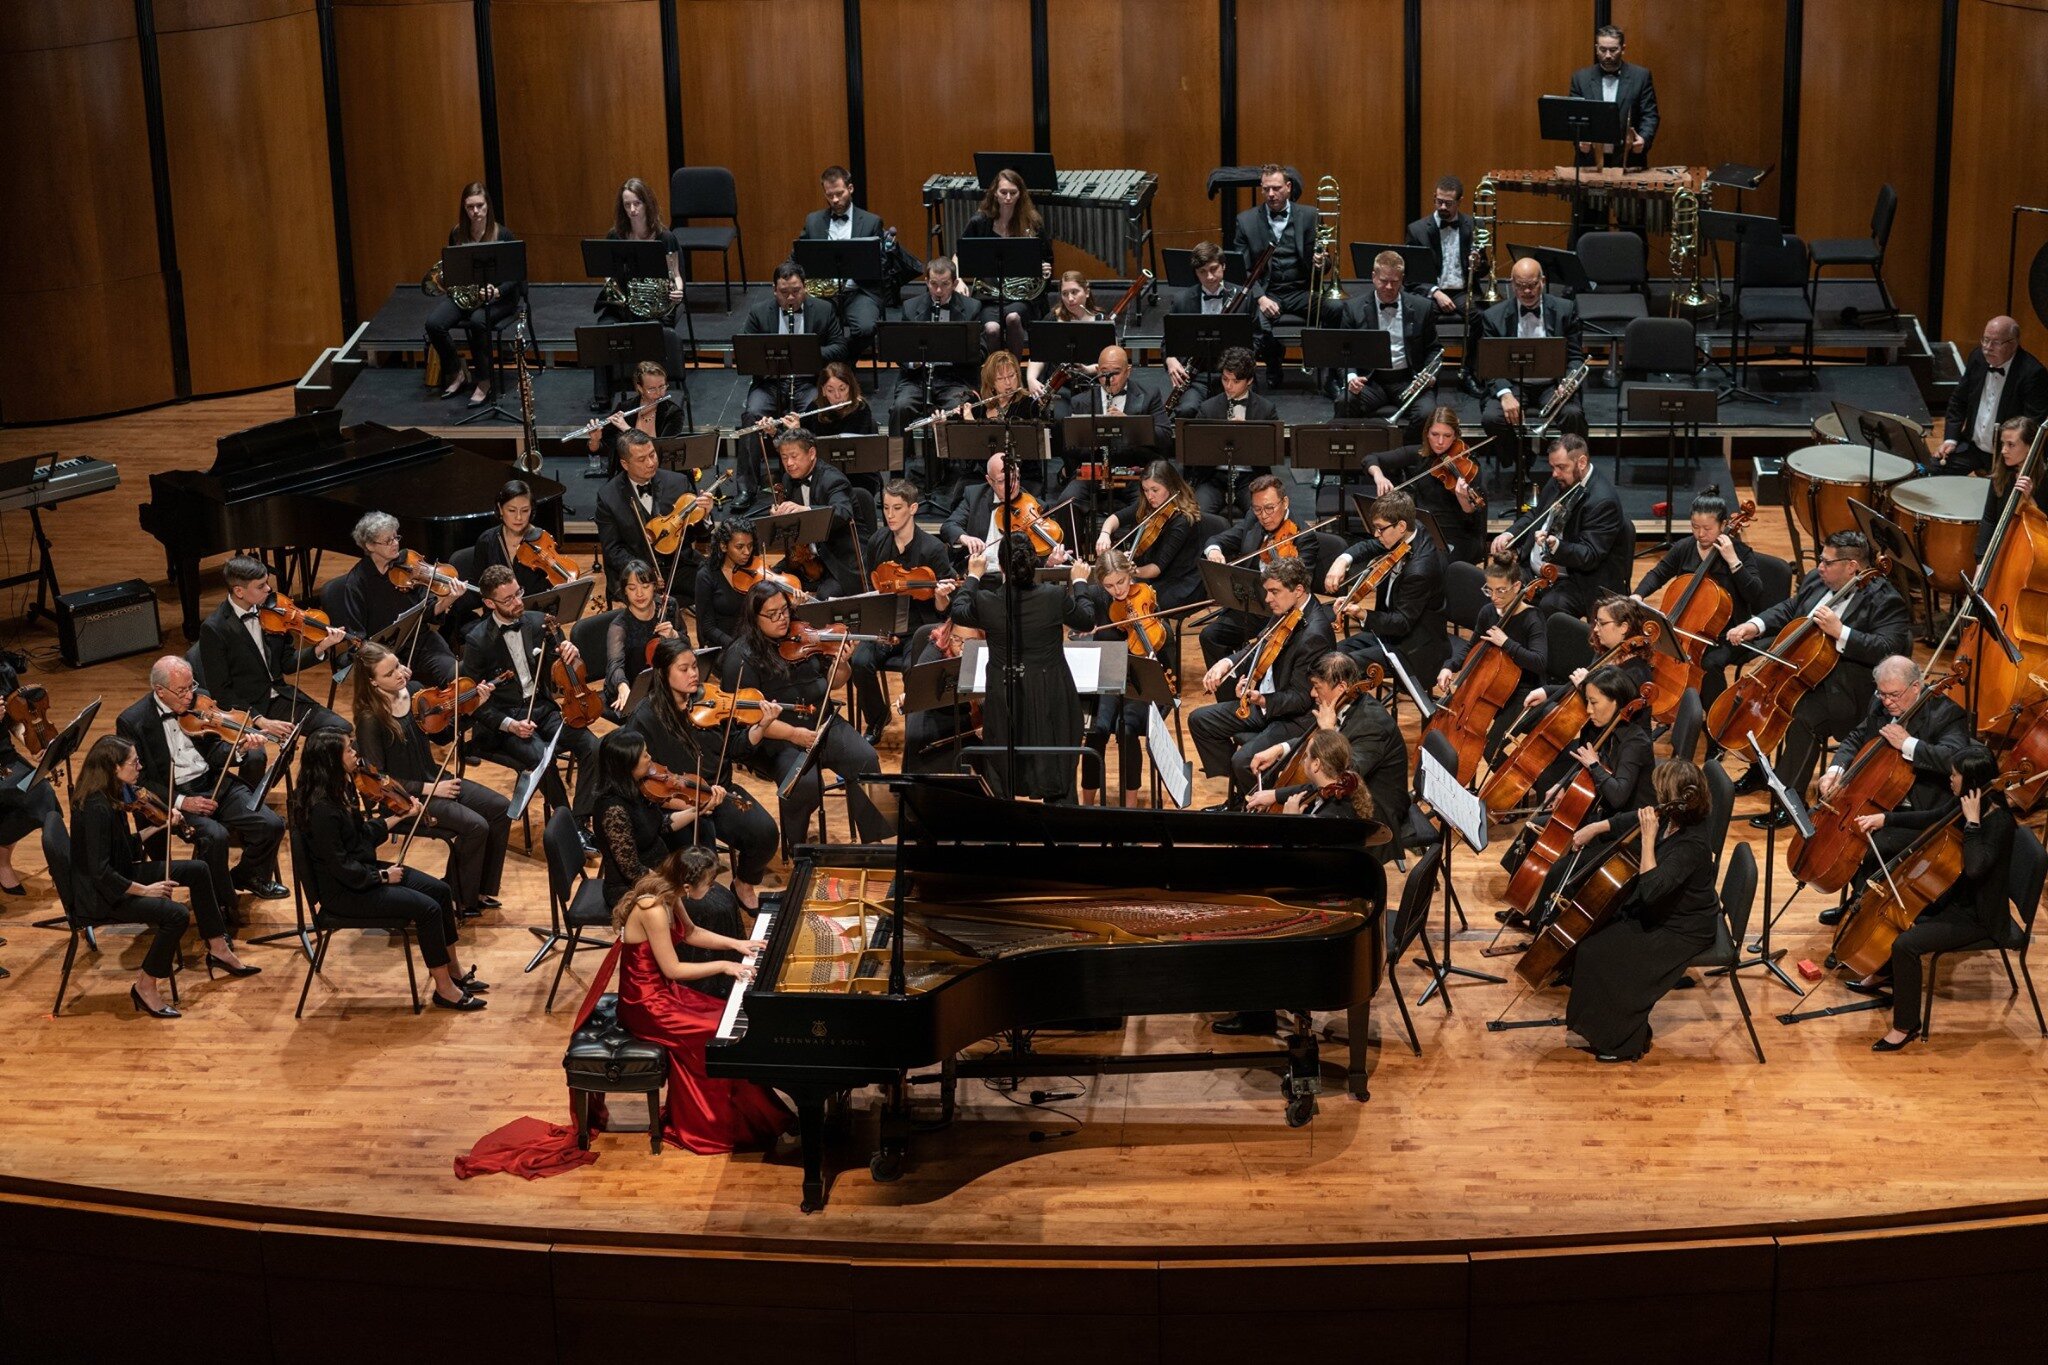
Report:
422,260,486,312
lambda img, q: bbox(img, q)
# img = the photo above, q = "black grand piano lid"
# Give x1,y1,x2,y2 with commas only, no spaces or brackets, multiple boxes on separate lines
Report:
884,775,1389,849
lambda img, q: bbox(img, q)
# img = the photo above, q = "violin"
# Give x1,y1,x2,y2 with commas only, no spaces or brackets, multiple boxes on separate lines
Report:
638,759,754,813
777,622,883,665
728,554,804,596
544,615,606,729
4,684,57,756
871,562,958,601
177,696,266,748
1263,518,1303,566
1705,556,1891,757
1423,439,1485,504
1127,501,1178,558
385,549,473,599
1106,581,1170,660
766,479,830,585
414,669,511,737
1338,540,1411,618
118,782,182,831
646,474,729,558
514,528,580,587
257,593,363,651
687,682,815,728
352,759,418,818
1268,669,1386,795
1513,786,1686,989
1651,498,1757,697
1479,627,1659,816
1501,694,1650,919
1234,603,1304,721
1788,661,1971,894
1424,565,1556,785
996,492,1068,558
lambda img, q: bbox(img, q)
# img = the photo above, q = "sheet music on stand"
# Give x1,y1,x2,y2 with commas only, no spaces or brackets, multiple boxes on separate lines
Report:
1146,704,1193,809
1418,745,1488,852
507,723,563,823
959,639,1123,696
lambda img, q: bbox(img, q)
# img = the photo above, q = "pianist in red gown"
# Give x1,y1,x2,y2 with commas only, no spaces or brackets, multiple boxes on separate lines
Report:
614,845,792,1155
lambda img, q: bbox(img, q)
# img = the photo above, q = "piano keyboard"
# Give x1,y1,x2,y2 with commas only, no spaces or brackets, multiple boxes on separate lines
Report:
716,911,774,1041
0,455,120,514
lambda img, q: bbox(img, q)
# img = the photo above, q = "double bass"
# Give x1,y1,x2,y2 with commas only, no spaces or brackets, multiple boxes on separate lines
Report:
1650,498,1757,697
1961,423,2048,727
1501,694,1649,917
1705,556,1891,756
1787,662,1969,894
1478,624,1659,816
1424,565,1555,785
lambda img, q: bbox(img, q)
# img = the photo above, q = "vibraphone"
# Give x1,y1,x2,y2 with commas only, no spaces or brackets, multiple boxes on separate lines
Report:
922,168,1160,279
1481,164,1710,234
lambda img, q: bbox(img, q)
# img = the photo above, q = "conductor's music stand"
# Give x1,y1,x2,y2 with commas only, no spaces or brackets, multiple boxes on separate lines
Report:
443,239,530,426
1625,385,1718,551
1473,335,1567,509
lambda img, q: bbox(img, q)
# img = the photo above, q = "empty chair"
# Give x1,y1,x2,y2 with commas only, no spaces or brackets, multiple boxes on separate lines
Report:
1574,232,1651,339
1733,233,1816,391
669,167,747,311
1442,558,1486,635
1685,842,1766,1063
1917,822,2048,1039
1808,184,1898,325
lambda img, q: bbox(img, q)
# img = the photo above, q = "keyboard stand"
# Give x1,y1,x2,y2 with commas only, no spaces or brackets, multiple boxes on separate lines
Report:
0,506,65,625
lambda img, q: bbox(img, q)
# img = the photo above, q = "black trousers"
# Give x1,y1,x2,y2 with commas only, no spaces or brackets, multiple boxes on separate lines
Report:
1533,572,1607,622
425,295,517,387
851,635,916,732
473,713,601,818
159,771,284,903
91,857,226,978
419,780,511,910
255,692,351,735
890,378,974,505
1775,679,1863,800
745,725,890,848
1251,288,1312,357
1886,909,1992,1032
324,866,459,970
657,791,779,885
1189,693,1292,797
1084,693,1153,792
836,290,884,357
0,770,60,848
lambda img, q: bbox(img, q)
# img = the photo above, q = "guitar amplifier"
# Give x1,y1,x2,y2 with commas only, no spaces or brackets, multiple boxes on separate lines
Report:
56,579,161,667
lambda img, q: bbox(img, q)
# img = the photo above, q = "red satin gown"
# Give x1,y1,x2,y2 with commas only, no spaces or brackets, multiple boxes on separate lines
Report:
615,934,790,1155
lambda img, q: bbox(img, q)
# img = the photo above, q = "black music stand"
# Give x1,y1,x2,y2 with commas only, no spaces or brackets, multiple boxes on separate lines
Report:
1176,420,1282,478
1349,242,1437,285
655,432,720,477
1122,654,1181,810
1504,243,1592,296
1473,335,1568,508
1832,402,1927,467
752,506,836,565
816,434,897,483
443,240,528,426
1701,209,1782,405
1847,496,1941,642
1720,735,1811,1000
875,320,981,488
1162,313,1255,372
900,657,973,773
1538,93,1626,176
791,237,887,291
1197,560,1271,618
937,421,1053,468
974,151,1058,192
1295,423,1398,533
794,592,907,637
18,697,95,795
733,332,826,494
522,577,599,626
1300,327,1392,386
1026,321,1115,369
954,236,1052,290
1625,385,1718,551
575,323,673,474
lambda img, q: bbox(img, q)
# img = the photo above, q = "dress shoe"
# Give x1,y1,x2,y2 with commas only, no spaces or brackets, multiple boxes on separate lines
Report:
432,989,487,1012
0,877,24,896
475,895,503,910
237,878,290,901
1211,1010,1278,1036
206,953,263,979
1842,976,1892,998
440,370,471,399
578,833,599,859
1731,766,1766,795
1747,808,1791,831
1871,1030,1918,1053
1817,906,1845,927
130,986,180,1019
466,386,495,409
457,967,491,994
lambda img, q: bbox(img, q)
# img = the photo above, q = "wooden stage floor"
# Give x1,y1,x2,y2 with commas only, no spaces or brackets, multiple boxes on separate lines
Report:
3,390,2047,1260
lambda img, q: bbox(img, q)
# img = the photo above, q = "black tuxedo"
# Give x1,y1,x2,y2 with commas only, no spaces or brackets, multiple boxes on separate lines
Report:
1166,283,1244,415
1406,212,1479,293
890,289,984,468
1940,345,2048,474
1568,61,1660,167
459,611,599,815
115,693,283,897
1829,690,1972,814
1332,288,1439,421
1234,201,1322,359
772,460,862,596
1058,374,1169,459
739,296,848,441
1506,467,1628,616
196,599,348,732
1333,531,1451,682
1477,293,1588,452
1191,596,1339,798
942,484,1070,564
799,206,921,357
594,467,698,586
1746,569,1913,795
1277,693,1409,856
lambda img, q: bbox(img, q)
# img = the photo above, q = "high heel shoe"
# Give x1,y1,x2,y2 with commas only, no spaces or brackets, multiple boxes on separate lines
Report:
440,369,471,398
206,953,263,979
467,386,494,408
129,986,181,1019
456,966,490,994
0,876,24,896
1871,1030,1918,1053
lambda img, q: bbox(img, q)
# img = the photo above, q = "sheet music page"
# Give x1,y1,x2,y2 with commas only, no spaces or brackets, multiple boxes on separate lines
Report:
1418,746,1489,852
1145,704,1193,808
1064,643,1102,693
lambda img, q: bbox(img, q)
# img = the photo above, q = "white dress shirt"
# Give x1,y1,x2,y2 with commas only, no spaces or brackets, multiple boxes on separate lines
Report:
1974,360,2009,452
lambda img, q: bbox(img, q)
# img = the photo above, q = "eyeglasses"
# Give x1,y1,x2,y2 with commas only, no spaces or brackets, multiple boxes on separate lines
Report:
1875,685,1914,702
758,605,791,622
1371,522,1396,535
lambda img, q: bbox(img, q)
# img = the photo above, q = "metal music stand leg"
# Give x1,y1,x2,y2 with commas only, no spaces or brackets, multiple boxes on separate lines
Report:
1412,830,1503,1008
1714,818,1806,997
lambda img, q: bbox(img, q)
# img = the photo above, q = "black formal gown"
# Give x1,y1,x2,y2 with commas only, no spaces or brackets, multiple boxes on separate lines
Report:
948,577,1095,801
1564,819,1719,1060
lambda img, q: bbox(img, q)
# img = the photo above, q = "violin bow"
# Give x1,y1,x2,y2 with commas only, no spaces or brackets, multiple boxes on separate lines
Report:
393,746,450,865
1503,478,1586,550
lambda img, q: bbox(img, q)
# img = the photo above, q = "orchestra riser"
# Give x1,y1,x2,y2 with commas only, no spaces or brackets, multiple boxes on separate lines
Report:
9,390,2048,1258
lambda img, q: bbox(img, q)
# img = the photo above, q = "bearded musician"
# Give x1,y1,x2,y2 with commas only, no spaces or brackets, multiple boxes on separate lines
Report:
1188,557,1336,812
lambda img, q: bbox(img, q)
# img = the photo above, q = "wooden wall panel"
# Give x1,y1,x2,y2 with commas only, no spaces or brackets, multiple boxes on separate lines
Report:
1239,0,1407,260
157,2,342,394
1045,0,1219,265
333,1,484,321
860,0,1033,270
492,0,667,283
0,0,175,421
1797,0,1940,320
1613,0,1785,220
1944,0,2048,343
1421,0,1582,251
675,0,848,261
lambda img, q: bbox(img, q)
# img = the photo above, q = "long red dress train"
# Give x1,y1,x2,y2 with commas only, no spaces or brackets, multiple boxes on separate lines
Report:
616,938,790,1155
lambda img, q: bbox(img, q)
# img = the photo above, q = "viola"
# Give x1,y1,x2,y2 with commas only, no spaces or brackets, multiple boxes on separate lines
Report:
1393,436,1490,509
1235,603,1304,721
4,684,57,756
352,759,417,818
544,615,606,729
177,696,266,747
1501,695,1650,918
766,479,830,585
1650,498,1757,697
638,759,754,813
414,669,512,737
995,491,1068,558
1338,540,1411,619
1423,565,1555,785
1963,424,2048,728
871,562,958,601
728,554,804,596
118,782,181,831
1705,557,1891,757
257,593,363,651
687,682,815,729
777,622,883,665
1269,670,1386,794
514,528,580,586
1127,502,1180,558
384,549,473,598
1479,628,1659,816
646,474,729,558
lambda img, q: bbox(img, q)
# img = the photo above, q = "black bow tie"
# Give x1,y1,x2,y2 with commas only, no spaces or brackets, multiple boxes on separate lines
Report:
828,212,849,223
1269,212,1288,225
1521,307,1542,318
501,622,523,635
632,482,652,497
239,610,260,622
1989,365,2007,375
1380,301,1399,312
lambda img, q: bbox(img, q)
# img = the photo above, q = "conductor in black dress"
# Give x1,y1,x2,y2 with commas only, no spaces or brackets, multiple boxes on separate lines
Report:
1232,165,1321,387
946,533,1095,802
197,557,351,737
1562,759,1713,1063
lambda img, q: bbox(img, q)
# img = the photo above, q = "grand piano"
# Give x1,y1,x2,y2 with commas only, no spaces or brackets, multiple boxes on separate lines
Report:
708,780,1387,1212
140,409,566,639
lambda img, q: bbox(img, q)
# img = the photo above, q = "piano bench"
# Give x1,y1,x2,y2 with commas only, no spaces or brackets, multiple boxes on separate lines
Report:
563,993,667,1155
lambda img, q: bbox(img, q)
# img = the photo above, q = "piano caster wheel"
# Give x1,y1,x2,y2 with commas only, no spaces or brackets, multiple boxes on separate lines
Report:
1284,1092,1317,1128
869,1149,904,1183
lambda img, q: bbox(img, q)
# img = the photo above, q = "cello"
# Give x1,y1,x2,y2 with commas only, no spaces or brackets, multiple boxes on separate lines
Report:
1501,694,1649,917
1424,565,1555,785
1787,661,1970,894
1960,422,2048,727
1478,624,1659,816
1705,555,1891,756
1512,793,1684,989
1650,498,1757,696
